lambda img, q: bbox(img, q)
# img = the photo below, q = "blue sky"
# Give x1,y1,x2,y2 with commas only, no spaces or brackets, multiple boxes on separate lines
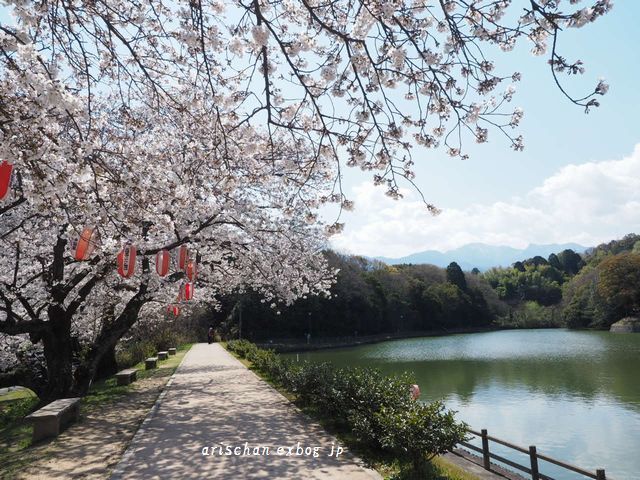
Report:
331,2,640,257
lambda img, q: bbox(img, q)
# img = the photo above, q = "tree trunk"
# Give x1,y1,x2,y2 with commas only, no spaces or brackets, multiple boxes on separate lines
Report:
72,285,149,396
95,345,119,380
40,305,74,404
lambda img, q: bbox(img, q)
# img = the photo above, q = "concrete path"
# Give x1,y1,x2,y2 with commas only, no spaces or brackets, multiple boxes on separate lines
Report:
111,343,381,480
443,450,527,480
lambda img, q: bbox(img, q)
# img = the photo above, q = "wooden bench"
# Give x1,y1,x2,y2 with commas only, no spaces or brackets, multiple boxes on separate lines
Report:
26,397,81,442
115,368,138,386
145,357,158,369
168,347,177,356
157,351,168,360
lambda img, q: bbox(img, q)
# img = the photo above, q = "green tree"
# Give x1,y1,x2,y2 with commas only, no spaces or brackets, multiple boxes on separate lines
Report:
548,253,562,270
525,255,549,267
597,253,640,319
510,301,556,328
445,262,467,291
557,249,585,275
563,287,595,328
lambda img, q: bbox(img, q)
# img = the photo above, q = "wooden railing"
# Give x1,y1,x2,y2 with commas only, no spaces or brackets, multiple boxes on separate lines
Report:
460,428,609,480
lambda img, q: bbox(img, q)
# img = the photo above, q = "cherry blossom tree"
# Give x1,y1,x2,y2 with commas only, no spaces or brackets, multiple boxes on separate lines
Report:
0,0,612,400
0,36,333,400
4,0,611,207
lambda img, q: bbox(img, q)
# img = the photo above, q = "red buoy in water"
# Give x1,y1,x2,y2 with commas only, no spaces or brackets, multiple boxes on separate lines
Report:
410,384,421,401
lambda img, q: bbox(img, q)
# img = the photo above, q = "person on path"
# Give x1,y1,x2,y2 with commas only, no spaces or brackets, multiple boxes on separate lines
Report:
207,326,214,344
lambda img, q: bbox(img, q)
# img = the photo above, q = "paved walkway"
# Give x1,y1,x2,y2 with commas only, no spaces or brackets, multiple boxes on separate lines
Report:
111,343,381,479
443,450,527,480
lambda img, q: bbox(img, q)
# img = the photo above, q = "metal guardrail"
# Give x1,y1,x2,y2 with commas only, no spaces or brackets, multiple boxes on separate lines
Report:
460,428,609,480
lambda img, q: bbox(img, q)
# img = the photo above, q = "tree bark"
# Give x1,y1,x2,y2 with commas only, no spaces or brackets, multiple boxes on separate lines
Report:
72,294,148,396
72,257,150,396
95,345,119,380
39,304,74,404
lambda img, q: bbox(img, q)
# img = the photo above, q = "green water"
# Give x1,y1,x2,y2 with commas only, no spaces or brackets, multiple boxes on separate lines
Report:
289,329,640,480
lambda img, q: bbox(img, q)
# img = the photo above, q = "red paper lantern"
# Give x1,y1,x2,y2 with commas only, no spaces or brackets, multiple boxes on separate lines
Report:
74,227,99,261
117,244,136,278
184,282,194,301
0,161,13,201
185,261,197,281
177,245,189,271
166,304,180,316
155,250,170,276
410,384,421,401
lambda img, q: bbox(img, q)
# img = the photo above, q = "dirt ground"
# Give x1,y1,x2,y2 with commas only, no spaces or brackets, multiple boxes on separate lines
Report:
6,352,187,480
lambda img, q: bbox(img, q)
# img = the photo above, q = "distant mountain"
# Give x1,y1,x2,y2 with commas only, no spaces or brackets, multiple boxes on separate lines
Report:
377,242,588,271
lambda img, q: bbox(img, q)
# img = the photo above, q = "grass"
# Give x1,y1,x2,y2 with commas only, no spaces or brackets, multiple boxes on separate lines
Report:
431,456,481,480
0,388,36,404
0,389,41,479
381,456,481,480
0,344,192,479
83,343,191,408
223,343,480,480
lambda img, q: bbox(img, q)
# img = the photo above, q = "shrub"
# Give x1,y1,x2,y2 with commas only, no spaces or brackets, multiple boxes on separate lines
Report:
227,339,258,358
333,367,415,448
0,396,39,427
376,401,469,471
116,339,157,369
226,340,467,472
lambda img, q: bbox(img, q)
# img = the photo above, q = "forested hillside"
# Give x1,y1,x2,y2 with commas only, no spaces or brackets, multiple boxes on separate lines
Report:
211,234,640,340
481,234,640,328
562,235,640,328
213,252,506,340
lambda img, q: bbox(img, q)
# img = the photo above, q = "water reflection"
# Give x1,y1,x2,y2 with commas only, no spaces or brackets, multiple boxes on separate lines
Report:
289,329,640,479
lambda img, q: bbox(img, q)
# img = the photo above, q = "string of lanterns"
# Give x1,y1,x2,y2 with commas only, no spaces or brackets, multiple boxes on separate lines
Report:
3,163,195,318
73,228,197,318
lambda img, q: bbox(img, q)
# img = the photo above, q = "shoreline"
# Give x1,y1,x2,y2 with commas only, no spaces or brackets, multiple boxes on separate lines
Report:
255,326,506,353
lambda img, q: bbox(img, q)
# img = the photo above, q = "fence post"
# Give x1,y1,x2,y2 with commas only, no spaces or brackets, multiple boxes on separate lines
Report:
596,469,606,480
529,446,540,480
481,429,490,470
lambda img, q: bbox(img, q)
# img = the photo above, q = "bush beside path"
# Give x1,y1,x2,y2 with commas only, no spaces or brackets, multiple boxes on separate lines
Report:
2,341,481,479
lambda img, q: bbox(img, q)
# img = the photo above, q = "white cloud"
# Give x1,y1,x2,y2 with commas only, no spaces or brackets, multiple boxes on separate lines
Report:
330,144,640,257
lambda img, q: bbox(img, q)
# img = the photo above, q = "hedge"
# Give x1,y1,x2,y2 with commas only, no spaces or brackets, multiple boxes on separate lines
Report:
226,339,467,471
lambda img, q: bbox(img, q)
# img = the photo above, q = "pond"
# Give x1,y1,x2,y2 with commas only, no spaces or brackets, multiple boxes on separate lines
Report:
288,329,640,480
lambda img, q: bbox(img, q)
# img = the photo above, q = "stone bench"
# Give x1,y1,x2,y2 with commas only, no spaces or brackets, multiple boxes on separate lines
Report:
26,397,81,442
168,347,177,356
157,351,168,360
145,357,158,369
115,368,138,386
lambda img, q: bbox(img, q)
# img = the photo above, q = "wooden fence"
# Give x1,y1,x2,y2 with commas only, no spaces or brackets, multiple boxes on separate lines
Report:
460,428,610,480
